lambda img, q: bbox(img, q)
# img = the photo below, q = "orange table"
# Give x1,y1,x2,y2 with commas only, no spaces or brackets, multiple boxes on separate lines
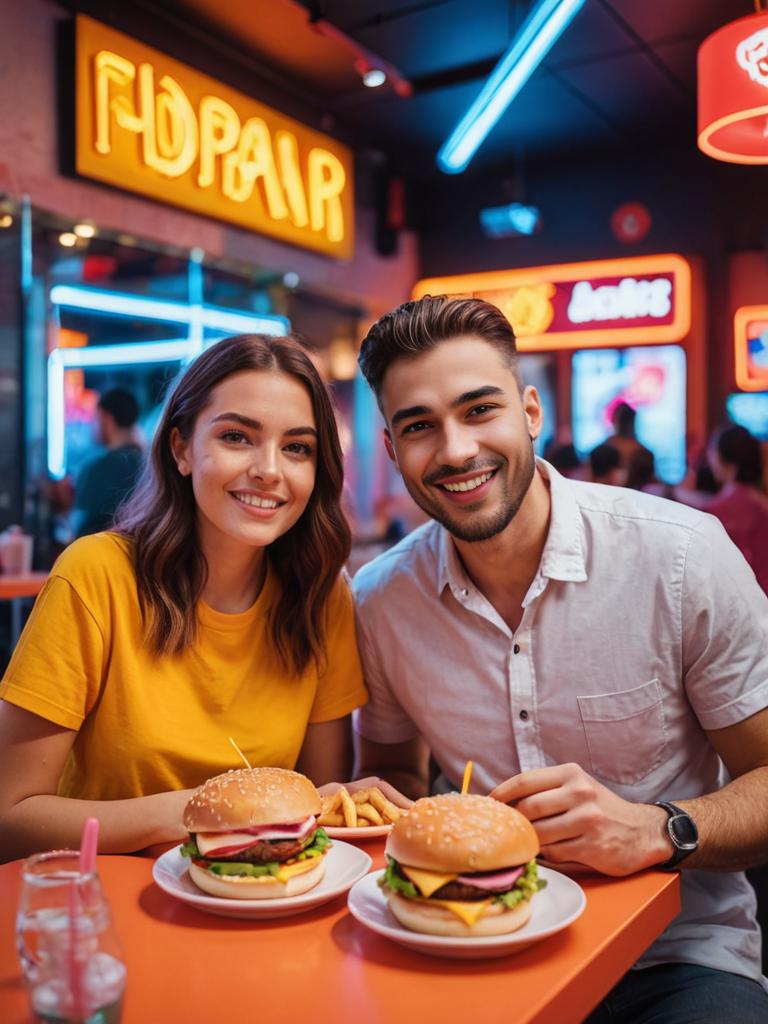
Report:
0,573,47,646
0,842,679,1024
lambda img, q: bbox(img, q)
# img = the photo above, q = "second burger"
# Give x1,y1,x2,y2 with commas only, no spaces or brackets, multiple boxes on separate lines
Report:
379,792,546,936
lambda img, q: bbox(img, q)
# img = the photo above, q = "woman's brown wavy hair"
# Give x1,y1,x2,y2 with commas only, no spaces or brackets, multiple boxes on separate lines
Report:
116,334,350,677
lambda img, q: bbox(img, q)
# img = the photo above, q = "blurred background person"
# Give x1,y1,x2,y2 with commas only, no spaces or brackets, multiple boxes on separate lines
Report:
606,401,655,475
589,442,624,486
707,425,768,593
71,388,145,538
544,439,585,480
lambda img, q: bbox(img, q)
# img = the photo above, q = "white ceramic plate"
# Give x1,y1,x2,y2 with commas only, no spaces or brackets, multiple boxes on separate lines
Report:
152,841,372,919
324,823,393,841
346,866,586,959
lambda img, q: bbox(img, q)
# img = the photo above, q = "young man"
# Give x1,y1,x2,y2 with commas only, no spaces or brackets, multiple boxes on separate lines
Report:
352,295,768,1022
72,388,145,537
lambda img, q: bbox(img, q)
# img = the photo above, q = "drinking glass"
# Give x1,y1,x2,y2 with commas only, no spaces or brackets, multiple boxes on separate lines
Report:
15,850,126,1023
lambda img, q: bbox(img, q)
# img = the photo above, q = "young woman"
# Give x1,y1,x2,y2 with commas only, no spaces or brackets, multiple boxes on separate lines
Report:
0,334,367,860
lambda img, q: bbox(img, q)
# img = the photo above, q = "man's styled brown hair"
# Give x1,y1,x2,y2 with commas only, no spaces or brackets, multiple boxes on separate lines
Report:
358,295,520,406
117,333,350,677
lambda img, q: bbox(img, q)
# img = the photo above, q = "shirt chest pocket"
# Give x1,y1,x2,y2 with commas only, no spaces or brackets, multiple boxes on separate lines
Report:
576,679,667,786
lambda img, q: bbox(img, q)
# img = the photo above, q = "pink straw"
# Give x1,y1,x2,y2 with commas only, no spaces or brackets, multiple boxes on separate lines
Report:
68,817,99,1018
79,817,99,874
68,880,85,1019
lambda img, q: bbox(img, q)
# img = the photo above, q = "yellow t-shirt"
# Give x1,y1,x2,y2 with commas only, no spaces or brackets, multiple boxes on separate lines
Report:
0,533,367,800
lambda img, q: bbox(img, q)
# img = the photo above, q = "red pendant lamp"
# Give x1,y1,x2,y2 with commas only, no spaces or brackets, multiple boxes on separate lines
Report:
698,6,768,164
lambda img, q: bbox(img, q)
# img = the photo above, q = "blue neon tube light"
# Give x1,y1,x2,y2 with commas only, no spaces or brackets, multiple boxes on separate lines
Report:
47,340,192,480
49,285,289,335
437,0,587,174
46,286,290,478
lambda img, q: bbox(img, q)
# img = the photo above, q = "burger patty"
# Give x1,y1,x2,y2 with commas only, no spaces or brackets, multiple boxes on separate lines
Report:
431,880,509,901
204,837,307,863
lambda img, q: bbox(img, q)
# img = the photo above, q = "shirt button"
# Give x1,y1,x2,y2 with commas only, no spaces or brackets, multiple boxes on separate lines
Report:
513,643,520,654
519,709,529,721
460,588,469,598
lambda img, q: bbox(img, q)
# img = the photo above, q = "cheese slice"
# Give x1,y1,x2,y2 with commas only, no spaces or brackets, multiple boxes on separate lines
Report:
401,865,458,897
274,857,321,883
196,831,258,856
417,896,492,928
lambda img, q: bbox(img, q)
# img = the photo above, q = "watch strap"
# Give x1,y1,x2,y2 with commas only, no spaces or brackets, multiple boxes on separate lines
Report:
654,800,698,869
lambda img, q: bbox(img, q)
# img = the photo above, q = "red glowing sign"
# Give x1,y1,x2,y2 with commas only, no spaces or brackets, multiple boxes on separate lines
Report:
414,255,691,352
698,11,768,164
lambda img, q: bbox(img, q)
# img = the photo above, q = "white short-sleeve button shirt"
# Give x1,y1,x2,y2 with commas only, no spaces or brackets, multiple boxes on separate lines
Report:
353,460,768,983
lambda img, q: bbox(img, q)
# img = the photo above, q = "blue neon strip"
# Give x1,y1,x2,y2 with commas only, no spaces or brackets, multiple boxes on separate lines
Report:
437,0,587,174
47,286,290,478
46,339,192,479
49,285,289,335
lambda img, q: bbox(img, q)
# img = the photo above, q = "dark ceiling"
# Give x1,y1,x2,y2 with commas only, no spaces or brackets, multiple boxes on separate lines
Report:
132,0,754,179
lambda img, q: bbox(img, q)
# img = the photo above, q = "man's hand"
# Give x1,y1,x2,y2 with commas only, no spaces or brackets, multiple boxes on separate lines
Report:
489,764,672,876
317,776,412,809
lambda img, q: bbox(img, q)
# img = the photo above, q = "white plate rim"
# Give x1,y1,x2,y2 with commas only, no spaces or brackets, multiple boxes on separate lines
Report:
347,866,586,949
152,840,372,912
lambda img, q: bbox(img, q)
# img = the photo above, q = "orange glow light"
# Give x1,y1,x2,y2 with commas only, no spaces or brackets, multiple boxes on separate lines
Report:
75,16,354,258
413,254,692,351
734,306,768,391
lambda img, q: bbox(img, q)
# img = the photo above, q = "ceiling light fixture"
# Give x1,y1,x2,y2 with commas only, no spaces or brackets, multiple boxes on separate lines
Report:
58,232,78,247
362,67,386,88
437,0,587,174
301,2,412,98
480,202,541,237
698,9,768,164
73,222,97,238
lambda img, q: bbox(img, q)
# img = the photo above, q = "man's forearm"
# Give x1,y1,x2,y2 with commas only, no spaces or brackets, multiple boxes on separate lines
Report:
676,766,768,871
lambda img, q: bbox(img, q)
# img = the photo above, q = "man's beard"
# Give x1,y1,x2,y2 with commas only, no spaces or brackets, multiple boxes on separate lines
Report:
404,441,537,543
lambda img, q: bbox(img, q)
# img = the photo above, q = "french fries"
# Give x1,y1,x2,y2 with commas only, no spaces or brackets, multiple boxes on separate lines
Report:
317,785,404,828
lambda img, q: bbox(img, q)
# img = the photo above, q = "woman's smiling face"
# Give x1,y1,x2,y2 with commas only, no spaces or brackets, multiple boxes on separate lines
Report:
171,368,318,559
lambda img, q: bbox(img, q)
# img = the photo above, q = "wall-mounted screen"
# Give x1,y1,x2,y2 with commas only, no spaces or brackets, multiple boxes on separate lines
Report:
726,392,768,441
572,344,687,483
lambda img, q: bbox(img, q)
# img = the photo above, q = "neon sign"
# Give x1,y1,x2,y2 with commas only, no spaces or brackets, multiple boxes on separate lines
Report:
734,306,768,392
567,278,672,324
74,16,354,258
413,255,691,351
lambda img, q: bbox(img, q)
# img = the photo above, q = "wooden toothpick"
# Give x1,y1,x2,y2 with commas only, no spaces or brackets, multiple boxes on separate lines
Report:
229,736,252,770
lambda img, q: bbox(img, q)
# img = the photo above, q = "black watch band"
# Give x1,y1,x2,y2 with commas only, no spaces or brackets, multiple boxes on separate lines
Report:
654,800,699,869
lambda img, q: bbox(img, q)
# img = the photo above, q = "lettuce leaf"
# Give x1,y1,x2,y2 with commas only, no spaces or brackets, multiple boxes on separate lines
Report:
493,860,547,908
378,856,419,898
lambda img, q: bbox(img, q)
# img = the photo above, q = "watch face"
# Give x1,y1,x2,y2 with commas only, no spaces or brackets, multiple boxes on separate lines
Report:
670,813,698,850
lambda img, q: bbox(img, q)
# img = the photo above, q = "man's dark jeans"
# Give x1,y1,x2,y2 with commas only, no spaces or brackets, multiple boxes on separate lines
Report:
583,963,768,1023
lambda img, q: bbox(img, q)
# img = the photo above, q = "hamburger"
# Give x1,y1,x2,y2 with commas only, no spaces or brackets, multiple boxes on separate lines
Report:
379,793,545,936
180,767,330,899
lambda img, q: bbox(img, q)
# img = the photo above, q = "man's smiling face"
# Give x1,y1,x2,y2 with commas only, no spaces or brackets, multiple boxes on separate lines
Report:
380,335,543,543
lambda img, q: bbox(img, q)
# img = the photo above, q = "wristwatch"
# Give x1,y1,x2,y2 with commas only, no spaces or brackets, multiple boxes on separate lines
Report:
653,801,699,869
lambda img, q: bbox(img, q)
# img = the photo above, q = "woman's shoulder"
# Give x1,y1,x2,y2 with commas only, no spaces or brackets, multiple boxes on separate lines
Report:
51,532,135,586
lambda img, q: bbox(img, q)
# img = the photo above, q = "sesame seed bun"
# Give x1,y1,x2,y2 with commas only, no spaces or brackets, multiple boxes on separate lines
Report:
387,890,533,937
385,793,539,873
183,767,321,832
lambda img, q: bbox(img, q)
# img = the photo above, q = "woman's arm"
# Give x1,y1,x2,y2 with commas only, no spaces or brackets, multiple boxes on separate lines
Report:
294,715,353,787
0,702,193,863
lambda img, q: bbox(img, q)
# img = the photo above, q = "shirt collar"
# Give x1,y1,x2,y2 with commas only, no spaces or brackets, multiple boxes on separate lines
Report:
435,457,587,595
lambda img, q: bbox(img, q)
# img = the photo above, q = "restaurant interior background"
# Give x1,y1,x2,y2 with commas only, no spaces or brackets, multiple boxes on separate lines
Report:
1,0,768,670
